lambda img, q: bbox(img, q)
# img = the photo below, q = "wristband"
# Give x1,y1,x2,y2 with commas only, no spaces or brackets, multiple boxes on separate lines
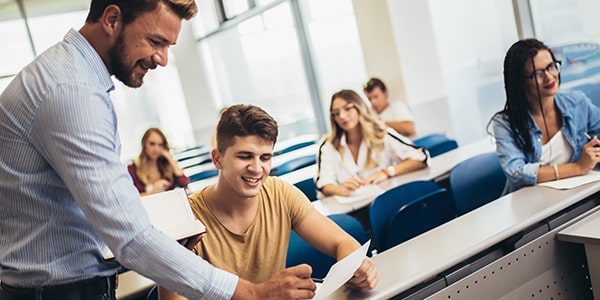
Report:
386,166,396,177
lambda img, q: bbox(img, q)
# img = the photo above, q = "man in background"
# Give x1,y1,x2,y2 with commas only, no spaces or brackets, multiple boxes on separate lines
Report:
363,77,416,137
0,1,315,299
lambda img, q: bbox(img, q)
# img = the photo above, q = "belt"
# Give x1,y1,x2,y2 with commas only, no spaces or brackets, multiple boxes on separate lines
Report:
0,274,117,300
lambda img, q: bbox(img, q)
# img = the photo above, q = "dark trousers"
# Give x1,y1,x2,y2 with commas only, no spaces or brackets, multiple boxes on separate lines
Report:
0,275,116,300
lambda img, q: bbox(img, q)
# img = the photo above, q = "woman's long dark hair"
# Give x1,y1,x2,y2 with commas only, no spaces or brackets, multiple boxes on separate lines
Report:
487,38,560,154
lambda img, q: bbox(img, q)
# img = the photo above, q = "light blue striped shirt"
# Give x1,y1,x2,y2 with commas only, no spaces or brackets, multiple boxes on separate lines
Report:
0,29,237,299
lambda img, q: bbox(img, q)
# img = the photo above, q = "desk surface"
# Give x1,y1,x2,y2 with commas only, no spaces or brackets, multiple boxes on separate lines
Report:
558,205,600,246
312,137,496,215
325,181,600,299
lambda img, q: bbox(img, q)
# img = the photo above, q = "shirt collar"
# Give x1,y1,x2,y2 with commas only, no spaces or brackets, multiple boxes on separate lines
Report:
64,29,115,93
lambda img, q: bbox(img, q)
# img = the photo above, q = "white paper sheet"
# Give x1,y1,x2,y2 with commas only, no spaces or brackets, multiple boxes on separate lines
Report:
313,240,371,300
334,185,385,204
539,170,600,190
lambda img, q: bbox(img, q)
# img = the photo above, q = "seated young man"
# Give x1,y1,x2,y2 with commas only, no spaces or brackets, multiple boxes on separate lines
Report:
160,104,378,300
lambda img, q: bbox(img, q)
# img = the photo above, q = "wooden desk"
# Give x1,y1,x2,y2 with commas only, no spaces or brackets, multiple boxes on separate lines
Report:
325,181,600,299
312,137,496,215
558,207,600,299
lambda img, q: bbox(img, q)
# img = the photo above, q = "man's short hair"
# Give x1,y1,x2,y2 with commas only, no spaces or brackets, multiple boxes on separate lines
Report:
216,104,278,152
363,77,387,93
86,0,198,25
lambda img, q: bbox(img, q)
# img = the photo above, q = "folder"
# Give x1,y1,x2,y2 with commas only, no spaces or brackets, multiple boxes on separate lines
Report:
103,188,205,260
140,188,206,240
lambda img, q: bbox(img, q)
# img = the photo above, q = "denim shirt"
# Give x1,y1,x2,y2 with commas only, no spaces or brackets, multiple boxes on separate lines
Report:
491,90,600,194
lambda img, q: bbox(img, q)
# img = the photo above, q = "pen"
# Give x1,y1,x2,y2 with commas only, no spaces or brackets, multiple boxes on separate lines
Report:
312,278,324,283
585,132,600,148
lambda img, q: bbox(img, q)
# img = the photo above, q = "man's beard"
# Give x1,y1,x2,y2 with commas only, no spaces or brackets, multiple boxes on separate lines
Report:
108,31,149,88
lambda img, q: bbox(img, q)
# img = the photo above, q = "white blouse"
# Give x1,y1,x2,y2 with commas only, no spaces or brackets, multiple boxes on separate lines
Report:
315,129,428,192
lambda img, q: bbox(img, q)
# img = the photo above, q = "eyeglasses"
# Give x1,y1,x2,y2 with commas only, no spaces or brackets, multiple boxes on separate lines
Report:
526,61,561,82
331,103,356,118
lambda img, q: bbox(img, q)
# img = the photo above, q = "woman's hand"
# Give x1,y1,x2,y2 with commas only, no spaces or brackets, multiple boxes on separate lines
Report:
341,178,364,195
151,179,171,193
577,137,600,173
363,171,388,185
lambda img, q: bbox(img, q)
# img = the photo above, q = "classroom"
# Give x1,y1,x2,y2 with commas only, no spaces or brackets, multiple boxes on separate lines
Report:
1,0,600,299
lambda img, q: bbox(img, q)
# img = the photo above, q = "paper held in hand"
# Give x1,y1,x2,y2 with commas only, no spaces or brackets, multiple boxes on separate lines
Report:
313,240,371,300
141,188,206,240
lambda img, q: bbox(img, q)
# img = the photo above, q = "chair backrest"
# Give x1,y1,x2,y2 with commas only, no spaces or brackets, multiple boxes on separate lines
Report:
449,152,507,216
294,177,317,201
271,155,316,176
145,285,158,300
386,189,455,249
286,214,368,279
188,168,219,182
369,180,444,252
413,133,458,157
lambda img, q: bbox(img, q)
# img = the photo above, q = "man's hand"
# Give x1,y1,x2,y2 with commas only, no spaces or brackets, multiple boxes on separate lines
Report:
345,257,378,291
232,264,316,300
177,233,205,251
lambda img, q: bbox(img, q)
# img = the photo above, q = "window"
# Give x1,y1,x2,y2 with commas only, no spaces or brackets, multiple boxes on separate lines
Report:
529,0,600,107
0,5,196,161
196,2,319,140
194,0,367,140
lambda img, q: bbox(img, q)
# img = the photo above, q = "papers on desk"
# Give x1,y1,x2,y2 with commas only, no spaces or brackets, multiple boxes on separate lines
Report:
313,240,371,300
334,185,385,204
539,171,600,190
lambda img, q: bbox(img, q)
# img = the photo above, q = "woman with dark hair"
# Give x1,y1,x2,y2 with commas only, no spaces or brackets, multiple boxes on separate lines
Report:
316,89,428,197
489,38,600,194
128,127,189,195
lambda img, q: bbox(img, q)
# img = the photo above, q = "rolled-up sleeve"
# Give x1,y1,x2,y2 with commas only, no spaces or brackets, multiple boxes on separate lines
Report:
492,116,538,193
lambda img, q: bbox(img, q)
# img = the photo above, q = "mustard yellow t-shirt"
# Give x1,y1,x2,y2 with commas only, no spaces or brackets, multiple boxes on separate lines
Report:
188,176,314,283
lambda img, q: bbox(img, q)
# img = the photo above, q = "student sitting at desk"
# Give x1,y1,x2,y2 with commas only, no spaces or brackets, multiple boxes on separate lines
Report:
159,104,378,300
489,38,600,194
315,89,428,198
128,127,189,196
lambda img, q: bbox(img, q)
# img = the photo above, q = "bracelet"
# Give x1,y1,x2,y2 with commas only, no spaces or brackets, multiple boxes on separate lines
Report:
387,166,396,177
552,164,560,181
381,168,391,178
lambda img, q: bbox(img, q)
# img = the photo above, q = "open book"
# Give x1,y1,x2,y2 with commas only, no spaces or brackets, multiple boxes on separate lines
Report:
140,188,206,240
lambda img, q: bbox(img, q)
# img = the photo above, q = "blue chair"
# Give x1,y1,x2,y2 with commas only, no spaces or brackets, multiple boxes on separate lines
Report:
145,284,158,300
386,188,455,248
413,133,458,157
271,155,316,176
286,214,369,279
369,180,447,252
294,177,317,201
449,152,506,216
188,168,219,182
274,140,317,156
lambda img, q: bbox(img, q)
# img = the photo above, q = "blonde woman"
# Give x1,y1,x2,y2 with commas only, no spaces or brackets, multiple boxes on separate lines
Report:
316,89,428,197
128,128,189,195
